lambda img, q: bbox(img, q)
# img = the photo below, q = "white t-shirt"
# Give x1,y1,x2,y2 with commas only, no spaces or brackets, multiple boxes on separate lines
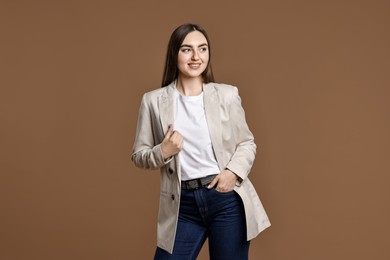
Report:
173,87,220,181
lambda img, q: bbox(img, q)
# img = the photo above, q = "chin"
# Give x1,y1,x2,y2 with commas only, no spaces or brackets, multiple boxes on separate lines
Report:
181,72,201,79
189,70,206,78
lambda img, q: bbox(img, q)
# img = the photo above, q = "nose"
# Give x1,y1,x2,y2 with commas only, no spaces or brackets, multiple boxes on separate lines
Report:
191,50,199,60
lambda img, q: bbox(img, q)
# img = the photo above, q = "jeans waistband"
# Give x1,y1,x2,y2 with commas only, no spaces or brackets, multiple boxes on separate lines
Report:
181,174,218,190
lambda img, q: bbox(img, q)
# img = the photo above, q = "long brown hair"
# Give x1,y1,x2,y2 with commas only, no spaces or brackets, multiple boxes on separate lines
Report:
161,23,215,87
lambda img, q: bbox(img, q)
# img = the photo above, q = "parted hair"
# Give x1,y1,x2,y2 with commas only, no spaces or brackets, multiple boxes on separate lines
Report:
161,23,215,87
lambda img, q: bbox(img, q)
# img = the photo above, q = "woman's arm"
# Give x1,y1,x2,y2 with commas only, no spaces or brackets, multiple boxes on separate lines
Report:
208,86,257,192
131,94,167,170
131,94,182,170
225,87,257,181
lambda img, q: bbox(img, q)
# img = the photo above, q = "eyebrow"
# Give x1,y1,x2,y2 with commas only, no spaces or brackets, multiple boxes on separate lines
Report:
180,43,208,48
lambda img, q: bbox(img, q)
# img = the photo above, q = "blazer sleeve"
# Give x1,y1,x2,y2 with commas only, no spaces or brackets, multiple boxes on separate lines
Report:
131,94,170,170
225,87,257,181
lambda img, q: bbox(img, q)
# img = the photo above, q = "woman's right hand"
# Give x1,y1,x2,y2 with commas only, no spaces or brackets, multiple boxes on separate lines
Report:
161,124,183,159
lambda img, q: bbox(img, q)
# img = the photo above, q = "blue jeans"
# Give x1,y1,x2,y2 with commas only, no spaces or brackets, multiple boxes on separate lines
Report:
154,187,250,260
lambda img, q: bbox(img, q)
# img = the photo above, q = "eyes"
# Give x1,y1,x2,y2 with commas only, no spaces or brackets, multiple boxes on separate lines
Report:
180,46,208,54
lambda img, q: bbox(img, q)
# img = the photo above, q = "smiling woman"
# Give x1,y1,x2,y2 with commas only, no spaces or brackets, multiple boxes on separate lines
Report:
161,24,214,89
176,31,209,86
131,23,270,259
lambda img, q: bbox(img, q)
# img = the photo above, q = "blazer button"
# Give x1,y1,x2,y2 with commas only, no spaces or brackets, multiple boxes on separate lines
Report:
168,167,174,174
171,194,175,200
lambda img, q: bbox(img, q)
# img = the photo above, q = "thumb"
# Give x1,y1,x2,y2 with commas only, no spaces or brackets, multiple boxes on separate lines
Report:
207,175,219,189
164,124,174,140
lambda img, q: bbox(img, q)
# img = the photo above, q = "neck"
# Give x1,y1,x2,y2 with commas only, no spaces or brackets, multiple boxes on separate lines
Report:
176,76,203,96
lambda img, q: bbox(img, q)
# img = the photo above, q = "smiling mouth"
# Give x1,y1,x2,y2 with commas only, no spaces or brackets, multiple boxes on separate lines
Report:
188,63,201,69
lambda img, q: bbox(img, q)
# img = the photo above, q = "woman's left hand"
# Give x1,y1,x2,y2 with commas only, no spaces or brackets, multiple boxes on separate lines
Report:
208,169,238,192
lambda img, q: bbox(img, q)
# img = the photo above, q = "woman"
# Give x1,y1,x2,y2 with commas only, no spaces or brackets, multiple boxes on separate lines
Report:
132,23,270,259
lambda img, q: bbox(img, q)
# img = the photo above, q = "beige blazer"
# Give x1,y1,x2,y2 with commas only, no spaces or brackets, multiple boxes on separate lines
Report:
132,81,270,253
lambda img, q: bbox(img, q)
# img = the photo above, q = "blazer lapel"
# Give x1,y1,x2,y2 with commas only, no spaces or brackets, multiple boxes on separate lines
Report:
158,82,223,177
158,82,182,182
203,83,224,170
158,82,175,135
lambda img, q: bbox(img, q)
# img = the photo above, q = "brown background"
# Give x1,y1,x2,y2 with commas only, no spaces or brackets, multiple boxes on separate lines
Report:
1,0,389,259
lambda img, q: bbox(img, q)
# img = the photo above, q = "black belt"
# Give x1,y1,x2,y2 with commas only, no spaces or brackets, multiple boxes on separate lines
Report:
181,174,218,190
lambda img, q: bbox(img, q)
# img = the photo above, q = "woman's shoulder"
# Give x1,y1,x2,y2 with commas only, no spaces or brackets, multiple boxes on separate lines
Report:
141,83,173,101
143,87,165,97
205,82,239,97
207,82,235,89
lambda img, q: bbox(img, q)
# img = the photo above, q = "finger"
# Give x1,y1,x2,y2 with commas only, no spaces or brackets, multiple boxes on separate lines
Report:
163,124,174,140
178,138,184,149
170,130,180,140
173,135,183,148
170,132,181,144
207,175,219,189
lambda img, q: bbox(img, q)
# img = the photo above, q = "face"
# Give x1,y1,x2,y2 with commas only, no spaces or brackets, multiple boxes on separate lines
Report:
177,31,209,79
